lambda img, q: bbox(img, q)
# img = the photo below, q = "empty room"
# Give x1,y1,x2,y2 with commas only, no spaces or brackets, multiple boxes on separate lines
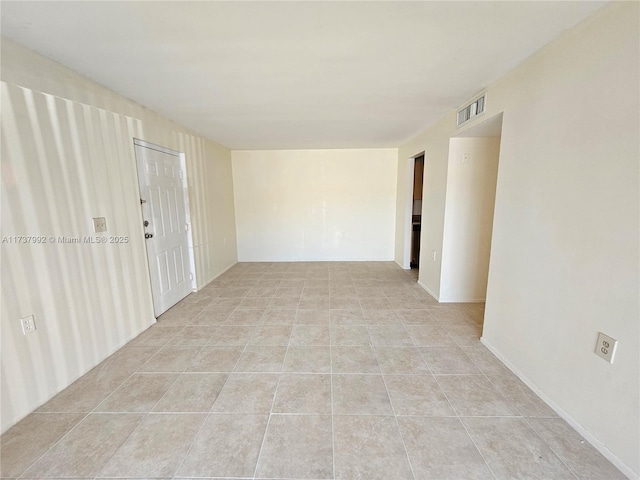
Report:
1,2,638,479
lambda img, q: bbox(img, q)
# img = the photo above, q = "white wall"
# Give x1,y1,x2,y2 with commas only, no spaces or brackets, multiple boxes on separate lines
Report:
440,137,500,302
232,149,397,262
0,40,238,432
395,3,639,475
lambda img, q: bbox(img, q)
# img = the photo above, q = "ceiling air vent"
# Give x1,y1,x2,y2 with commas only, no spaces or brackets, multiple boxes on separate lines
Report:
457,93,486,127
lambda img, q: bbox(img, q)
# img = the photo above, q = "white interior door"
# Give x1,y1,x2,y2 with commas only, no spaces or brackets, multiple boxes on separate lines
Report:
134,142,192,316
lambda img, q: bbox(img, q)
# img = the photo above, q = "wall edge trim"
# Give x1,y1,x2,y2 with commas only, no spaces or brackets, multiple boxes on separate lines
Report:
480,336,638,480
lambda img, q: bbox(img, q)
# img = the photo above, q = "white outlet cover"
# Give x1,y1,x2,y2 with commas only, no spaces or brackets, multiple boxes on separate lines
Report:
93,217,107,233
20,315,37,335
595,332,617,363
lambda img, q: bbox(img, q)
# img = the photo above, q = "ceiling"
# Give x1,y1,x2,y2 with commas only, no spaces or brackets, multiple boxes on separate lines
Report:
1,1,606,150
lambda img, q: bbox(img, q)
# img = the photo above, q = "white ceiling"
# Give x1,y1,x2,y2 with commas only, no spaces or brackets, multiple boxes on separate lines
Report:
1,1,606,150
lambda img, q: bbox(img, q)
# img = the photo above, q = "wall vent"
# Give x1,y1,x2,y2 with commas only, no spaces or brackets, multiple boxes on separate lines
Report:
457,93,486,127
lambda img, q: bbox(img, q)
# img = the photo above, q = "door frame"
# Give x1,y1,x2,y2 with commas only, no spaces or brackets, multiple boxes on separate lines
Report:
133,138,198,302
401,152,425,269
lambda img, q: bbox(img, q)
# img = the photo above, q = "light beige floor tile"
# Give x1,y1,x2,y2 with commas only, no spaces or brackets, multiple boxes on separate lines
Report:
398,416,493,479
24,413,144,478
99,413,205,478
273,374,331,414
153,373,228,412
359,296,392,310
331,325,371,346
168,326,217,345
436,375,516,416
190,307,233,326
212,373,279,413
296,309,331,325
332,374,393,415
462,417,575,480
462,345,512,375
396,309,437,325
330,309,365,325
0,413,84,477
100,345,161,373
224,309,265,325
430,306,475,325
384,375,454,415
406,325,457,347
363,309,403,325
37,367,131,413
94,373,178,412
331,346,380,373
261,309,297,325
138,346,201,372
238,297,272,309
255,415,333,479
387,296,425,310
334,415,413,480
419,346,481,374
248,325,292,346
127,325,184,346
289,324,330,346
527,417,626,479
176,414,268,478
330,296,361,309
368,325,413,346
207,326,256,346
487,374,558,417
302,286,330,297
246,286,278,297
447,324,483,346
187,346,243,372
268,297,300,309
283,346,331,373
274,286,303,297
299,296,331,309
234,346,287,372
375,347,430,374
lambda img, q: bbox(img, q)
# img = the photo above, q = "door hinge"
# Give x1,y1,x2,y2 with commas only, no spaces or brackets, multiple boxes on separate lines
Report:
179,169,184,179
189,273,194,281
185,223,189,232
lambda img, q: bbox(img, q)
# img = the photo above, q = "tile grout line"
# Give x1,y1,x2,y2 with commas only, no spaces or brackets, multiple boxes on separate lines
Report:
250,289,294,480
521,416,581,480
95,334,204,479
329,292,337,480
16,334,186,479
430,365,499,480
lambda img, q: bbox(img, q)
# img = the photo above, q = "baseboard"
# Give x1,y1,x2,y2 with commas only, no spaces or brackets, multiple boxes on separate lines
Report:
417,280,439,302
480,336,638,480
196,260,238,290
395,259,409,270
438,296,486,303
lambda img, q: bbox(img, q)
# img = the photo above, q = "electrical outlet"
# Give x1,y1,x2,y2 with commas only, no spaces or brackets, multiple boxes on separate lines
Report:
595,332,617,363
93,217,107,233
20,315,37,335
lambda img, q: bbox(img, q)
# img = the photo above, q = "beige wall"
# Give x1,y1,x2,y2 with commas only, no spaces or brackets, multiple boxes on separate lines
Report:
395,4,639,475
1,40,238,432
232,149,397,262
440,137,500,302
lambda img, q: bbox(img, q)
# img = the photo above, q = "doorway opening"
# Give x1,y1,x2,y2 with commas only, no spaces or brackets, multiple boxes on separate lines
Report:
133,139,196,317
410,154,424,269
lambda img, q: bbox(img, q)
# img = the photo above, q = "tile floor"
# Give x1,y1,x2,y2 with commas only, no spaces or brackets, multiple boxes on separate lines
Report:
1,262,626,479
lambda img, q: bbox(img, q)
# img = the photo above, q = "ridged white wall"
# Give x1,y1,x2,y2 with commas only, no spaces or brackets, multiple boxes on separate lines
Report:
1,40,238,432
